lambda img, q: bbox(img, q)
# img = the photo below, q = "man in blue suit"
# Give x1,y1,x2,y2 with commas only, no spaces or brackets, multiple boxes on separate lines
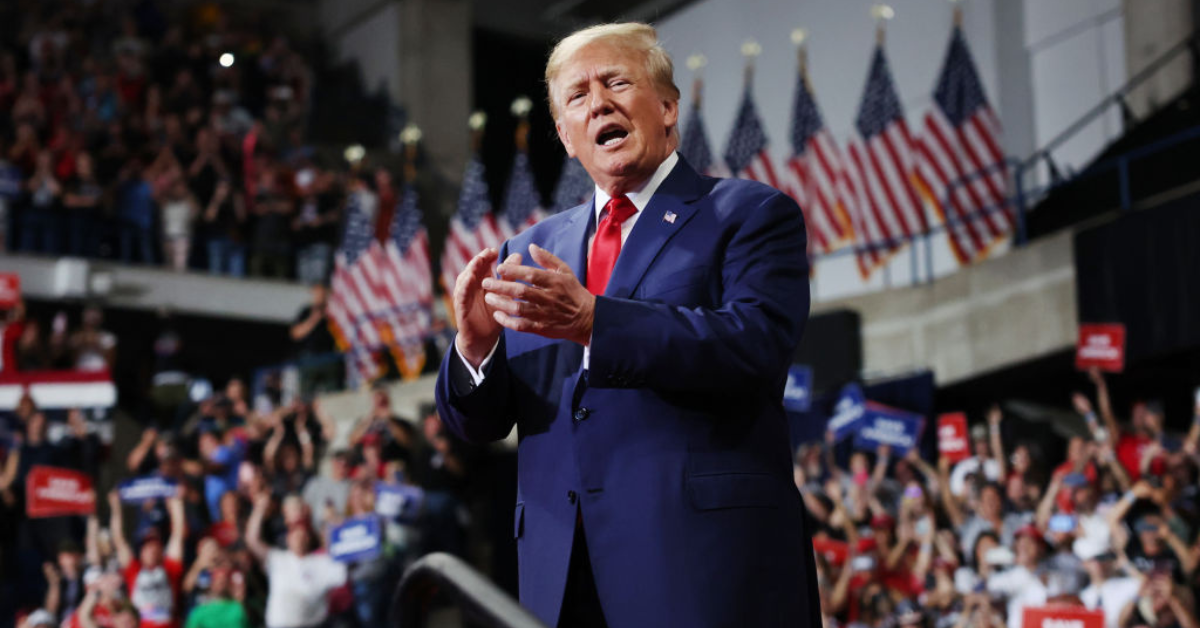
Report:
435,22,820,628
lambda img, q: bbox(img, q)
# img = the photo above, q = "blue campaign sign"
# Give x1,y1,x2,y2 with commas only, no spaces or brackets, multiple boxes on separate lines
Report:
375,482,425,522
852,403,925,455
329,516,382,563
826,383,867,441
783,366,813,412
117,476,178,504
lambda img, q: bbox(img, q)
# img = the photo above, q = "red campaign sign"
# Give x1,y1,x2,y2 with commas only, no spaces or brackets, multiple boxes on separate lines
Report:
1076,323,1126,372
26,465,96,518
937,412,970,463
0,274,18,308
811,537,849,566
1022,606,1104,628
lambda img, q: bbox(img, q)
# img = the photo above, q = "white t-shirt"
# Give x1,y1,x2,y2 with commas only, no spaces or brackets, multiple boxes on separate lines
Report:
263,549,347,628
162,199,193,239
1072,510,1113,559
1080,577,1140,628
987,565,1047,628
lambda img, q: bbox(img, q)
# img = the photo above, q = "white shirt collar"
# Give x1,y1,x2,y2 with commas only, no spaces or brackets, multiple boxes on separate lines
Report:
592,151,679,222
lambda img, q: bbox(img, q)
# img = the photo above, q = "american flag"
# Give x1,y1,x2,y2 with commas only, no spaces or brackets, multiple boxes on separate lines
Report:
781,68,854,255
374,184,433,380
915,27,1011,265
551,155,593,213
440,156,506,298
500,150,546,236
328,188,384,383
724,85,786,191
843,46,929,277
680,101,718,176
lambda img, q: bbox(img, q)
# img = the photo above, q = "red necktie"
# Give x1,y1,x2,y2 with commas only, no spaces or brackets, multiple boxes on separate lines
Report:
587,195,638,295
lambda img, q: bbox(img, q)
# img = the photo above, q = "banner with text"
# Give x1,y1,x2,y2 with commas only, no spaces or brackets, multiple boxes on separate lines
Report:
1076,323,1125,372
783,366,813,412
0,274,19,309
329,516,383,563
117,476,179,504
852,403,925,455
827,383,867,442
26,465,95,518
937,413,970,463
1022,606,1103,628
375,483,425,522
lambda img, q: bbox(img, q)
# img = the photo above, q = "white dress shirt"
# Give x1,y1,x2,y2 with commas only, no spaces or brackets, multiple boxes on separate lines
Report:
458,151,681,383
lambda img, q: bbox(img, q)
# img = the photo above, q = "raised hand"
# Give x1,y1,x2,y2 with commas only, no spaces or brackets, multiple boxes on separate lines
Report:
453,248,511,368
1071,393,1094,417
483,244,595,346
987,405,1002,427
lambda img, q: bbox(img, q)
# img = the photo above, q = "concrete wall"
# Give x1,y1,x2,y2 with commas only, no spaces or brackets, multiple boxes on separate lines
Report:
2,254,310,323
1123,0,1193,118
812,230,1078,386
316,0,472,186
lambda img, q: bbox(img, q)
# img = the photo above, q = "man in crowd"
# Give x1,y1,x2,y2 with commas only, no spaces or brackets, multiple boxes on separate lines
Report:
109,490,186,628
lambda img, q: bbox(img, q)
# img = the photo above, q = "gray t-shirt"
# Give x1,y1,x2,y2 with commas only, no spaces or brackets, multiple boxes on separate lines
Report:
302,476,351,529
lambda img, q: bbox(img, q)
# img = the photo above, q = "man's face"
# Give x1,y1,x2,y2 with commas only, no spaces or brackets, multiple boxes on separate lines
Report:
1067,437,1085,461
552,41,678,194
980,486,1001,518
58,550,82,575
140,539,163,567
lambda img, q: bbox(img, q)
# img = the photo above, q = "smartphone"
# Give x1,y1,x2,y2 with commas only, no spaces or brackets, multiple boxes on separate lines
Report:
851,555,876,572
1048,513,1077,533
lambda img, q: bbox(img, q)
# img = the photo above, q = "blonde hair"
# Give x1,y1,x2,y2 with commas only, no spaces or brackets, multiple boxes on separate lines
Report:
544,22,681,120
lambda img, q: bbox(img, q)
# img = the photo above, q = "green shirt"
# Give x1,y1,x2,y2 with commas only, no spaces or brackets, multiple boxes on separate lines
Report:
185,600,250,628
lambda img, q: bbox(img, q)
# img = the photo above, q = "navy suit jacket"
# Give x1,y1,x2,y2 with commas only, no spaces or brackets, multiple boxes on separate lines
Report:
435,157,821,627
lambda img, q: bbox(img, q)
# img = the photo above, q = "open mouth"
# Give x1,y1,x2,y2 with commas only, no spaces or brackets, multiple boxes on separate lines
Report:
595,123,629,148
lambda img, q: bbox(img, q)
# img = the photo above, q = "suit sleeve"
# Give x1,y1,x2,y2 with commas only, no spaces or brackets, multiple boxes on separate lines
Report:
434,243,518,444
587,190,809,394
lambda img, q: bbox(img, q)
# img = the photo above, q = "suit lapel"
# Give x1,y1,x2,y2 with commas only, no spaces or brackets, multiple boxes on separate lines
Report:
604,157,706,299
553,196,595,284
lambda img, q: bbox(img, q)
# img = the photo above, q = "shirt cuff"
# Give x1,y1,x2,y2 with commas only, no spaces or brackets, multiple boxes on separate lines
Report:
454,338,499,386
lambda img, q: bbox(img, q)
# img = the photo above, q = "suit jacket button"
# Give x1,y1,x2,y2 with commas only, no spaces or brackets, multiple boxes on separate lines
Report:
573,407,590,422
567,490,578,504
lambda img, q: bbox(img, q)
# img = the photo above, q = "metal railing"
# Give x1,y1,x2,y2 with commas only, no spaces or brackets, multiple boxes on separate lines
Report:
390,553,548,628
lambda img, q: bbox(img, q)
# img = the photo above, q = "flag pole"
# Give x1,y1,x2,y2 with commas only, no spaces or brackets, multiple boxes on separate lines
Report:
740,39,761,91
872,4,894,289
932,0,963,283
511,96,532,153
790,28,818,292
468,110,486,156
400,124,421,185
444,111,488,329
871,4,894,46
792,29,808,86
686,53,707,112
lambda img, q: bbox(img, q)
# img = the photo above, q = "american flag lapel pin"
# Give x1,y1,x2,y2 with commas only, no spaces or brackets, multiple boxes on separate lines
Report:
663,211,677,224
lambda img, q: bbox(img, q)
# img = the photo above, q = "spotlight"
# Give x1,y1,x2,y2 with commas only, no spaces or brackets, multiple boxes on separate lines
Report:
219,53,235,68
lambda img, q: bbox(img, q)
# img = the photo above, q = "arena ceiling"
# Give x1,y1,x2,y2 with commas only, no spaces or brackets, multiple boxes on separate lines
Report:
473,0,699,41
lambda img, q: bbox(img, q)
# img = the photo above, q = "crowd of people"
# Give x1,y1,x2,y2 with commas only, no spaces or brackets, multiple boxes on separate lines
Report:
1,300,118,374
2,373,476,628
0,0,410,285
800,369,1200,628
